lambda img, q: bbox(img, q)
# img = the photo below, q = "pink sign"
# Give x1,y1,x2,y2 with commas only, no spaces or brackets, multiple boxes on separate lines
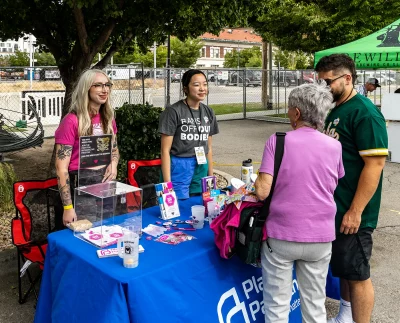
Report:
165,194,175,206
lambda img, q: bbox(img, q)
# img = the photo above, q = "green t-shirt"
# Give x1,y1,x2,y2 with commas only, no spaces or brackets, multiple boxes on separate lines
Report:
323,93,388,232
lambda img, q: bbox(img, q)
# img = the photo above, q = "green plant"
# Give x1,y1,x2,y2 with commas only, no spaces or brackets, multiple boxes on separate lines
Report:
115,103,162,181
0,163,18,212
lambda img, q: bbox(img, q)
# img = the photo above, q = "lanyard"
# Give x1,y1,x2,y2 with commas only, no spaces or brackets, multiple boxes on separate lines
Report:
185,99,202,145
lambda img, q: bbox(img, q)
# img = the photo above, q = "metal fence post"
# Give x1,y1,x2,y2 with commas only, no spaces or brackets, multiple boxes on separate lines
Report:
141,62,145,104
128,68,131,104
243,68,247,119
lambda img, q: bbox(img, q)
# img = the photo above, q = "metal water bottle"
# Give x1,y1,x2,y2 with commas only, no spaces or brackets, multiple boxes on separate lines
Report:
241,159,253,184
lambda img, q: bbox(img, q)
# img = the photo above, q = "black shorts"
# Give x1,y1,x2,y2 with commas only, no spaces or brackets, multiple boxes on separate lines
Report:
330,228,374,281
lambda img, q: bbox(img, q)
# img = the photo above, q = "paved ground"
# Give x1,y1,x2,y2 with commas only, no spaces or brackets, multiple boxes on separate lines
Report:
1,119,399,322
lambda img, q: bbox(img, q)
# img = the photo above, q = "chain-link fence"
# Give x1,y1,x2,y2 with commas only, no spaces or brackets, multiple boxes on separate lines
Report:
1,65,399,141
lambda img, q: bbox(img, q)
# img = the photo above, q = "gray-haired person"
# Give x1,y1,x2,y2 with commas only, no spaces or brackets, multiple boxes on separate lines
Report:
255,82,345,322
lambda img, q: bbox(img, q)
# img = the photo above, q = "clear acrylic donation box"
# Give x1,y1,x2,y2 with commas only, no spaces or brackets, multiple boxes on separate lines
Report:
73,181,142,248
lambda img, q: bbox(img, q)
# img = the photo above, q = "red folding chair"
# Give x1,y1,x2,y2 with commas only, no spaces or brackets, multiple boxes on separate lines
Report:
11,178,58,304
127,159,161,209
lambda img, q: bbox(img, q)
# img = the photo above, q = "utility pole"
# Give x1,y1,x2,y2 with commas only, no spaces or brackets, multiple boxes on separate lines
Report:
261,41,269,109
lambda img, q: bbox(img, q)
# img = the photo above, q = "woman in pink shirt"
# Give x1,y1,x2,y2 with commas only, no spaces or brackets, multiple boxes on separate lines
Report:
255,82,344,322
54,69,119,228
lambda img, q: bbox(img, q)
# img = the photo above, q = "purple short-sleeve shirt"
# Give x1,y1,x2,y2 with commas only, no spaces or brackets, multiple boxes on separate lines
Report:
259,128,344,243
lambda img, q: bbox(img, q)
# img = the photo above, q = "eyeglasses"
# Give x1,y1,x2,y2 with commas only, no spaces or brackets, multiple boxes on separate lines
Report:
91,82,113,90
319,74,347,86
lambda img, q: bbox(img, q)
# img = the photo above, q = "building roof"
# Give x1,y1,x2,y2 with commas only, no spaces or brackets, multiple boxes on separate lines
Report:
200,28,262,45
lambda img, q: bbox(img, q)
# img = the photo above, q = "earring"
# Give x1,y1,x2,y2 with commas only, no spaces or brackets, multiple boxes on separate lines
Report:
294,122,297,128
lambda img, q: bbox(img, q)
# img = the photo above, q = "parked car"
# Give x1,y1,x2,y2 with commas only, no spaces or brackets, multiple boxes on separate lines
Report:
0,70,9,78
170,70,182,83
206,71,229,84
272,71,297,87
227,70,262,87
299,70,316,84
356,70,396,86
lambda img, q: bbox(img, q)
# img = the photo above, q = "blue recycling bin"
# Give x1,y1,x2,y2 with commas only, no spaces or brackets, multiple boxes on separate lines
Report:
25,70,35,80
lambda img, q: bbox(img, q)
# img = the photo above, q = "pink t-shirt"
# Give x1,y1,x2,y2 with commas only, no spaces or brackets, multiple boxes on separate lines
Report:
259,128,344,243
55,113,117,171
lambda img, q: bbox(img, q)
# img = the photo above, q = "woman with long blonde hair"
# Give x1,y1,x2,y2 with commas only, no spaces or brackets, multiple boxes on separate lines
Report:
54,69,119,228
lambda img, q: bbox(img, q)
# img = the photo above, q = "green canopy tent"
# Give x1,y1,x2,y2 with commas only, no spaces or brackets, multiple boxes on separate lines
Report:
314,18,400,69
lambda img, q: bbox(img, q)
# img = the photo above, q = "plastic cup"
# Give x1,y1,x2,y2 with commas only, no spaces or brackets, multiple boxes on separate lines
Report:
207,201,218,226
191,205,205,229
118,230,139,268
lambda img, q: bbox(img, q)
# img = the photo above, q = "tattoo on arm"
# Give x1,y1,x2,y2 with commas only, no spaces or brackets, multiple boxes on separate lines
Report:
57,145,72,160
112,136,119,163
57,172,72,206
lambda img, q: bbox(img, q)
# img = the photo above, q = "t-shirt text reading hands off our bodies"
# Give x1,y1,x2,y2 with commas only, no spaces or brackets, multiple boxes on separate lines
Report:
158,100,219,157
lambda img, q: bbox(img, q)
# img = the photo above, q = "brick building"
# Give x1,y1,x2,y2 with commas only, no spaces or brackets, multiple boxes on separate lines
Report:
196,28,263,68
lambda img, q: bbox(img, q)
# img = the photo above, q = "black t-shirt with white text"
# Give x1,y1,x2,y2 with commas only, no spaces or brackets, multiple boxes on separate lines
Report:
158,100,219,157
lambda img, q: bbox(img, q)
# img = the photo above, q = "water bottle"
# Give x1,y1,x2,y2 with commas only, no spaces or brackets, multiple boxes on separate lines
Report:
241,159,253,184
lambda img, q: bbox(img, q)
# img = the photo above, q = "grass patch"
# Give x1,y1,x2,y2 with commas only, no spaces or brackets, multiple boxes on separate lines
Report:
209,102,289,118
209,102,269,115
268,113,289,118
2,125,28,132
0,163,18,213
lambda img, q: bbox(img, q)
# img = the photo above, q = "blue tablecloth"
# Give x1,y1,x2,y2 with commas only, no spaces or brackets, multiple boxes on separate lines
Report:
34,196,338,323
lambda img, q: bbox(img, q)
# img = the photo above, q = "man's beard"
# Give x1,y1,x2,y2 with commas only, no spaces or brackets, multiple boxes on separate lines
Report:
332,90,343,103
331,85,345,103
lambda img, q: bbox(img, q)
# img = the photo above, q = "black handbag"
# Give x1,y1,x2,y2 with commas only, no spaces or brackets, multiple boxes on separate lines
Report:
235,132,286,265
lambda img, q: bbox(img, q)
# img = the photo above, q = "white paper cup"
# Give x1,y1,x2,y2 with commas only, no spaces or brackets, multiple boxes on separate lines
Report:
191,205,205,229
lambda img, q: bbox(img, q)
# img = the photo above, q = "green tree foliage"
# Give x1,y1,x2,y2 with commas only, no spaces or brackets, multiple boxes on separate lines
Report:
223,46,262,68
8,50,29,66
35,52,56,66
0,56,10,67
170,38,203,68
141,46,167,68
274,49,313,69
113,38,201,68
250,0,400,53
0,0,255,116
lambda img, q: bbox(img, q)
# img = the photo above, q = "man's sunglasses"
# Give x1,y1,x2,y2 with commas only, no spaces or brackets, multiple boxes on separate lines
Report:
318,74,347,86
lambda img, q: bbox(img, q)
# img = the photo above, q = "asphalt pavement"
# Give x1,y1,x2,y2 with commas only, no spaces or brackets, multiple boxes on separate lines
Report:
1,119,399,322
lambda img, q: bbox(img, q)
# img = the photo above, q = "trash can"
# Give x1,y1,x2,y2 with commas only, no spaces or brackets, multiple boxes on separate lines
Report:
25,69,35,80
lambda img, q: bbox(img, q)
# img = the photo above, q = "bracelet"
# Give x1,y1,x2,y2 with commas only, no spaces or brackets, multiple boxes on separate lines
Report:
63,204,73,210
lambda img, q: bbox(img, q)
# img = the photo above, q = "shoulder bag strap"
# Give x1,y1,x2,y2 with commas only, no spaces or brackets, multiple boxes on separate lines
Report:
257,132,286,223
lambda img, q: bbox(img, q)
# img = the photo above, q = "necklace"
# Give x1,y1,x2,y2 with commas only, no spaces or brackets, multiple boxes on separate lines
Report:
336,88,354,108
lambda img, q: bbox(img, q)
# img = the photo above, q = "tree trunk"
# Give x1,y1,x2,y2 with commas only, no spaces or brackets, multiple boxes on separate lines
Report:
261,41,270,110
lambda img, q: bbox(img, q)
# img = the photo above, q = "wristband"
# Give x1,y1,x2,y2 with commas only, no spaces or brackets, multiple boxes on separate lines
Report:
63,204,73,210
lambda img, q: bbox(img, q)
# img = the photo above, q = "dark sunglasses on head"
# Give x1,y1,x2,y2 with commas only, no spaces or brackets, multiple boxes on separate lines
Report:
318,74,347,86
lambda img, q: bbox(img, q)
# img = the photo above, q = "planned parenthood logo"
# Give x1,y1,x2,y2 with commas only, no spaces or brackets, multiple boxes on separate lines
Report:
217,275,300,322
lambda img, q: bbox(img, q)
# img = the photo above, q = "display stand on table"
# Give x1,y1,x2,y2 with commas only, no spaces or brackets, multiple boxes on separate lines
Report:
70,134,142,248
